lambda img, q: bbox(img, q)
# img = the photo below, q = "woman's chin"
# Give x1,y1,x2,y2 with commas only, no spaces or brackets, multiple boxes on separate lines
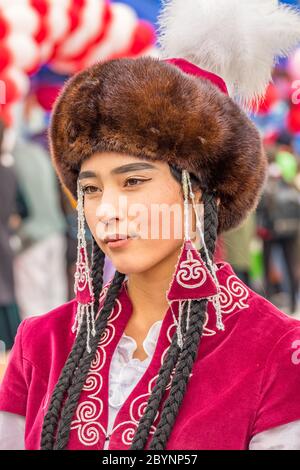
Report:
108,254,154,276
104,240,180,276
111,262,148,275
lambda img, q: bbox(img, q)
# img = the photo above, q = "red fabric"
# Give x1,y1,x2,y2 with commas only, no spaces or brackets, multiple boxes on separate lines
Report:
165,58,228,95
167,240,218,302
1,262,300,450
74,247,94,305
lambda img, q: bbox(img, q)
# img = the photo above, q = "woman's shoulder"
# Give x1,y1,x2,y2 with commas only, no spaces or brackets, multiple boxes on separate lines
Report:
219,262,300,340
241,285,300,342
246,294,300,436
19,299,78,364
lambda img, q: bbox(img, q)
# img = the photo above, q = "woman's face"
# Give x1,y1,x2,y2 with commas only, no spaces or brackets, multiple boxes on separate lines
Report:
79,152,201,275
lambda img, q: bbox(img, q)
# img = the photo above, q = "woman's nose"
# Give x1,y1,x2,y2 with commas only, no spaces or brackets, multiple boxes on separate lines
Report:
100,216,118,227
95,189,127,226
96,204,119,227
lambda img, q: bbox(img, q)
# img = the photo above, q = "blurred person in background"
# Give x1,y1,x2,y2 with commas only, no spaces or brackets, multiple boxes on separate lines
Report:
11,97,68,318
223,213,256,288
257,146,300,314
0,119,21,353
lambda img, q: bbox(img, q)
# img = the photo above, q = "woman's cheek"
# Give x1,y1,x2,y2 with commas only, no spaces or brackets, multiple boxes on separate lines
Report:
85,206,99,237
84,209,93,231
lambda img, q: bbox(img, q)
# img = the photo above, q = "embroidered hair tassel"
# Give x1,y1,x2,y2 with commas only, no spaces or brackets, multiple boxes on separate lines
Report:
185,171,225,331
73,179,97,353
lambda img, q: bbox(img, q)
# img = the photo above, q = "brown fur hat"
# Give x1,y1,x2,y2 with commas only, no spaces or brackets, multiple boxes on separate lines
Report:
50,56,267,233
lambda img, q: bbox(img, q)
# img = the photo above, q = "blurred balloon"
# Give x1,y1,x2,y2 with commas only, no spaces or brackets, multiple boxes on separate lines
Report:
0,105,13,126
5,34,40,74
0,72,20,103
256,83,280,115
0,0,156,125
0,44,11,72
5,67,30,96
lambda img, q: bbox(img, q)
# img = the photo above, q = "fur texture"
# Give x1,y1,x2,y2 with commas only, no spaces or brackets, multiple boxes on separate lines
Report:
50,56,267,233
158,0,300,107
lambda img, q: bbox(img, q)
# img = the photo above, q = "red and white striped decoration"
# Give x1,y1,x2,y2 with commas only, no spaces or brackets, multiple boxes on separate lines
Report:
0,0,156,125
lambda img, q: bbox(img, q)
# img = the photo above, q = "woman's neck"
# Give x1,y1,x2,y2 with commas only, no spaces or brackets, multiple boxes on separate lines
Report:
126,248,181,331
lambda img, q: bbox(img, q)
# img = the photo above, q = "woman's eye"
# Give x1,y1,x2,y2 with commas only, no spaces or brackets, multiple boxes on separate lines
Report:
125,178,149,187
82,185,100,194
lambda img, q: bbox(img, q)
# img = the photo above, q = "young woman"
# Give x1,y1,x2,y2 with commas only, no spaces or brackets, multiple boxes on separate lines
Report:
1,0,300,451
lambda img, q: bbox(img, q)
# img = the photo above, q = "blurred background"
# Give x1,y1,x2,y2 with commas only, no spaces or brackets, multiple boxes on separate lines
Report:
0,0,300,380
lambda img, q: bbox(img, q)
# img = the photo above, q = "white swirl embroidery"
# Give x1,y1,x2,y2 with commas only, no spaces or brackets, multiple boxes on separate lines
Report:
111,322,184,445
74,249,89,292
70,273,250,448
176,249,208,289
70,285,122,447
211,275,250,315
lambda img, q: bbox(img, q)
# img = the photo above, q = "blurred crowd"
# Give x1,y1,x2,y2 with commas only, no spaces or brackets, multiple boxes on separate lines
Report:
223,65,300,318
223,132,300,316
0,95,116,362
0,64,300,370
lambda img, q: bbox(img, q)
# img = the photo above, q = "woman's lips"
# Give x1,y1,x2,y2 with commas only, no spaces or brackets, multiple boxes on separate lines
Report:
106,238,132,249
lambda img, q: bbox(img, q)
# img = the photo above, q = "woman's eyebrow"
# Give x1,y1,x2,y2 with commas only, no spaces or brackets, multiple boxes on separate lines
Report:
78,170,98,180
111,162,156,175
78,163,156,181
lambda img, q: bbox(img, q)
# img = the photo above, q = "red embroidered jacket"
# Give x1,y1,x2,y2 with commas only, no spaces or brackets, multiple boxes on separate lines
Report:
1,262,300,450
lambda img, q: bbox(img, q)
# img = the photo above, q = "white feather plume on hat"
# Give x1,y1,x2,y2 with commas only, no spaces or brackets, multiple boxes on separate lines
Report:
158,0,300,107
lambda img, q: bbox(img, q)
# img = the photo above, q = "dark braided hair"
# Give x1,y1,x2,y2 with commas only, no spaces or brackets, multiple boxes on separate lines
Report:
41,239,105,449
149,194,218,449
41,166,219,450
130,191,218,449
53,270,126,449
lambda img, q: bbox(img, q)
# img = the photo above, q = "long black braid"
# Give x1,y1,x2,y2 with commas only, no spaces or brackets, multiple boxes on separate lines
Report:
130,192,218,449
41,168,219,450
149,194,218,449
53,270,126,449
41,239,105,449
